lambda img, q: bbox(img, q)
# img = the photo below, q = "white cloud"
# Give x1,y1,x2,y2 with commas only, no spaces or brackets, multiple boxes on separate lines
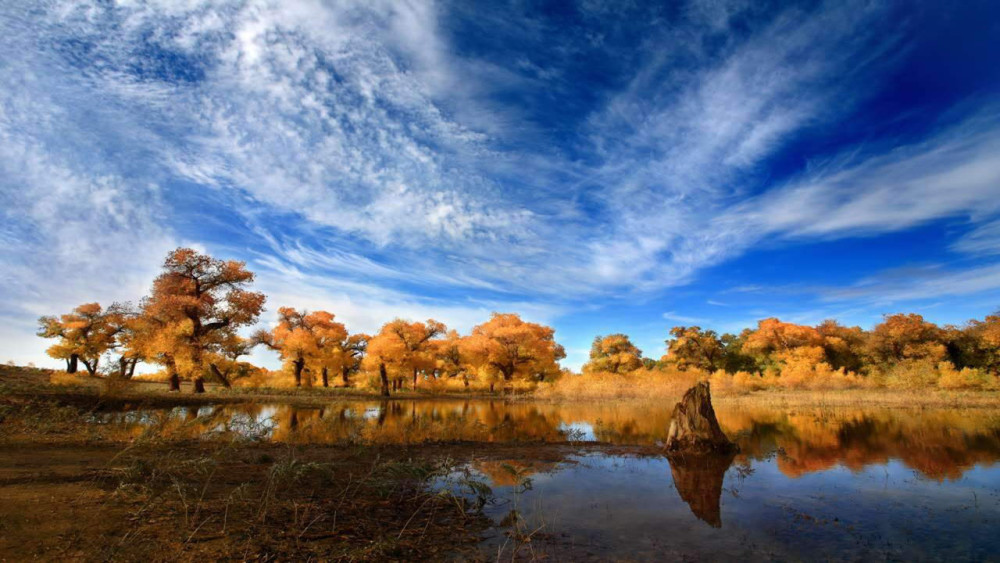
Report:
952,218,1000,257
577,0,903,290
822,263,1000,304
662,311,706,324
3,0,1000,371
742,113,1000,237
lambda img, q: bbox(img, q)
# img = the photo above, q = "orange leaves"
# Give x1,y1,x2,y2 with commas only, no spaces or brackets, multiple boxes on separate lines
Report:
462,313,565,383
364,319,446,379
261,307,350,386
139,248,266,388
36,302,128,375
583,333,643,374
866,313,947,366
743,318,823,357
664,326,725,372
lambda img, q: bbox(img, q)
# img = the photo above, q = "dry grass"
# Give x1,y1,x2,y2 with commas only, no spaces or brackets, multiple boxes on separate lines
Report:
5,363,1000,409
534,361,1000,406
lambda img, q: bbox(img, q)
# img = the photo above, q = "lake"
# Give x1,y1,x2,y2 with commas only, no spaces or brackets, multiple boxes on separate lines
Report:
94,399,1000,560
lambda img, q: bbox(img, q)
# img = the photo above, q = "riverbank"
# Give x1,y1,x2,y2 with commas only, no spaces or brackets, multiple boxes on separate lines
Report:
5,365,1000,410
5,364,1000,560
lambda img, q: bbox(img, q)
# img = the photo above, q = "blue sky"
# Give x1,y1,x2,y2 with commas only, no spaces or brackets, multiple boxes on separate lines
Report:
2,0,999,370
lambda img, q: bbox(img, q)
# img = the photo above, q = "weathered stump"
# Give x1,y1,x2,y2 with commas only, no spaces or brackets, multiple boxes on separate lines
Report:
665,382,736,453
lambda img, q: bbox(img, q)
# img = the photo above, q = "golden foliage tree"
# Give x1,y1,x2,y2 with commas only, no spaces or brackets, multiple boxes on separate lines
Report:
663,327,724,372
865,313,946,368
141,248,265,392
362,319,446,395
256,308,347,387
461,313,565,391
433,330,468,385
976,313,1000,373
337,333,368,387
104,302,142,379
743,318,823,358
815,320,866,372
583,333,643,374
209,333,259,385
363,323,406,397
37,303,120,376
310,312,351,388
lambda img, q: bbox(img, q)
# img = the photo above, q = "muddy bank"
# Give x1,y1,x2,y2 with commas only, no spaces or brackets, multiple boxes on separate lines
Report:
0,439,619,561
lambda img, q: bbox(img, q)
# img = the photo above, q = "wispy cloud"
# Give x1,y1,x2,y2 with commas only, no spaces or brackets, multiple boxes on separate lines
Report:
952,218,1000,257
2,0,1000,368
822,263,1000,305
662,311,706,324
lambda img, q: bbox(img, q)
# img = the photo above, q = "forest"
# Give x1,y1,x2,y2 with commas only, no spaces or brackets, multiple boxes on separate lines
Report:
34,248,1000,397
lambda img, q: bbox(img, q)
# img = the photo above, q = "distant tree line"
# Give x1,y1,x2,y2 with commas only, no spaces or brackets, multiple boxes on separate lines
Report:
38,248,1000,393
38,248,565,394
583,314,1000,387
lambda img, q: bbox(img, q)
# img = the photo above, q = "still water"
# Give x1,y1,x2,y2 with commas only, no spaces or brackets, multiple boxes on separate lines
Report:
96,400,1000,560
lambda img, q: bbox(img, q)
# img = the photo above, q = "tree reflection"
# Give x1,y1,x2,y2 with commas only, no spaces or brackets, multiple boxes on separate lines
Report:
96,400,1000,480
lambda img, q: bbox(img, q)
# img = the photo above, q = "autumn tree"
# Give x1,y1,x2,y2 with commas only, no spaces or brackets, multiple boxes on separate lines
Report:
816,320,866,372
719,331,757,373
105,302,142,379
209,333,259,385
864,313,946,369
742,318,825,371
977,313,1000,374
662,327,724,372
338,333,368,387
310,312,350,388
433,330,468,385
364,319,446,392
583,333,643,374
461,313,565,392
363,324,407,397
951,313,1000,374
256,308,346,387
37,303,120,376
142,248,265,392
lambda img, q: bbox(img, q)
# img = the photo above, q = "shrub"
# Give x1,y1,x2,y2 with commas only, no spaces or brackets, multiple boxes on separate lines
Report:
937,362,995,390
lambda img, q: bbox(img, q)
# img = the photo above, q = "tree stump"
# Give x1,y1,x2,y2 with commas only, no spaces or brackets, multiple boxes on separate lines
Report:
665,382,736,453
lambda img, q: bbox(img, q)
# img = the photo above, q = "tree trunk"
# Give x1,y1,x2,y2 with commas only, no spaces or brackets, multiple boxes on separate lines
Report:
379,363,390,397
463,374,469,388
489,382,495,393
342,366,350,387
118,357,129,379
193,377,206,393
665,382,736,453
81,358,97,376
168,371,181,392
67,354,79,374
293,359,304,387
210,364,232,388
322,367,329,388
128,359,137,379
412,368,419,389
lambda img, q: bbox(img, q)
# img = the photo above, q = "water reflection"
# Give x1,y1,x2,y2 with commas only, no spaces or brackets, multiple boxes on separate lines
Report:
95,400,1000,480
91,400,1000,559
667,450,737,527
